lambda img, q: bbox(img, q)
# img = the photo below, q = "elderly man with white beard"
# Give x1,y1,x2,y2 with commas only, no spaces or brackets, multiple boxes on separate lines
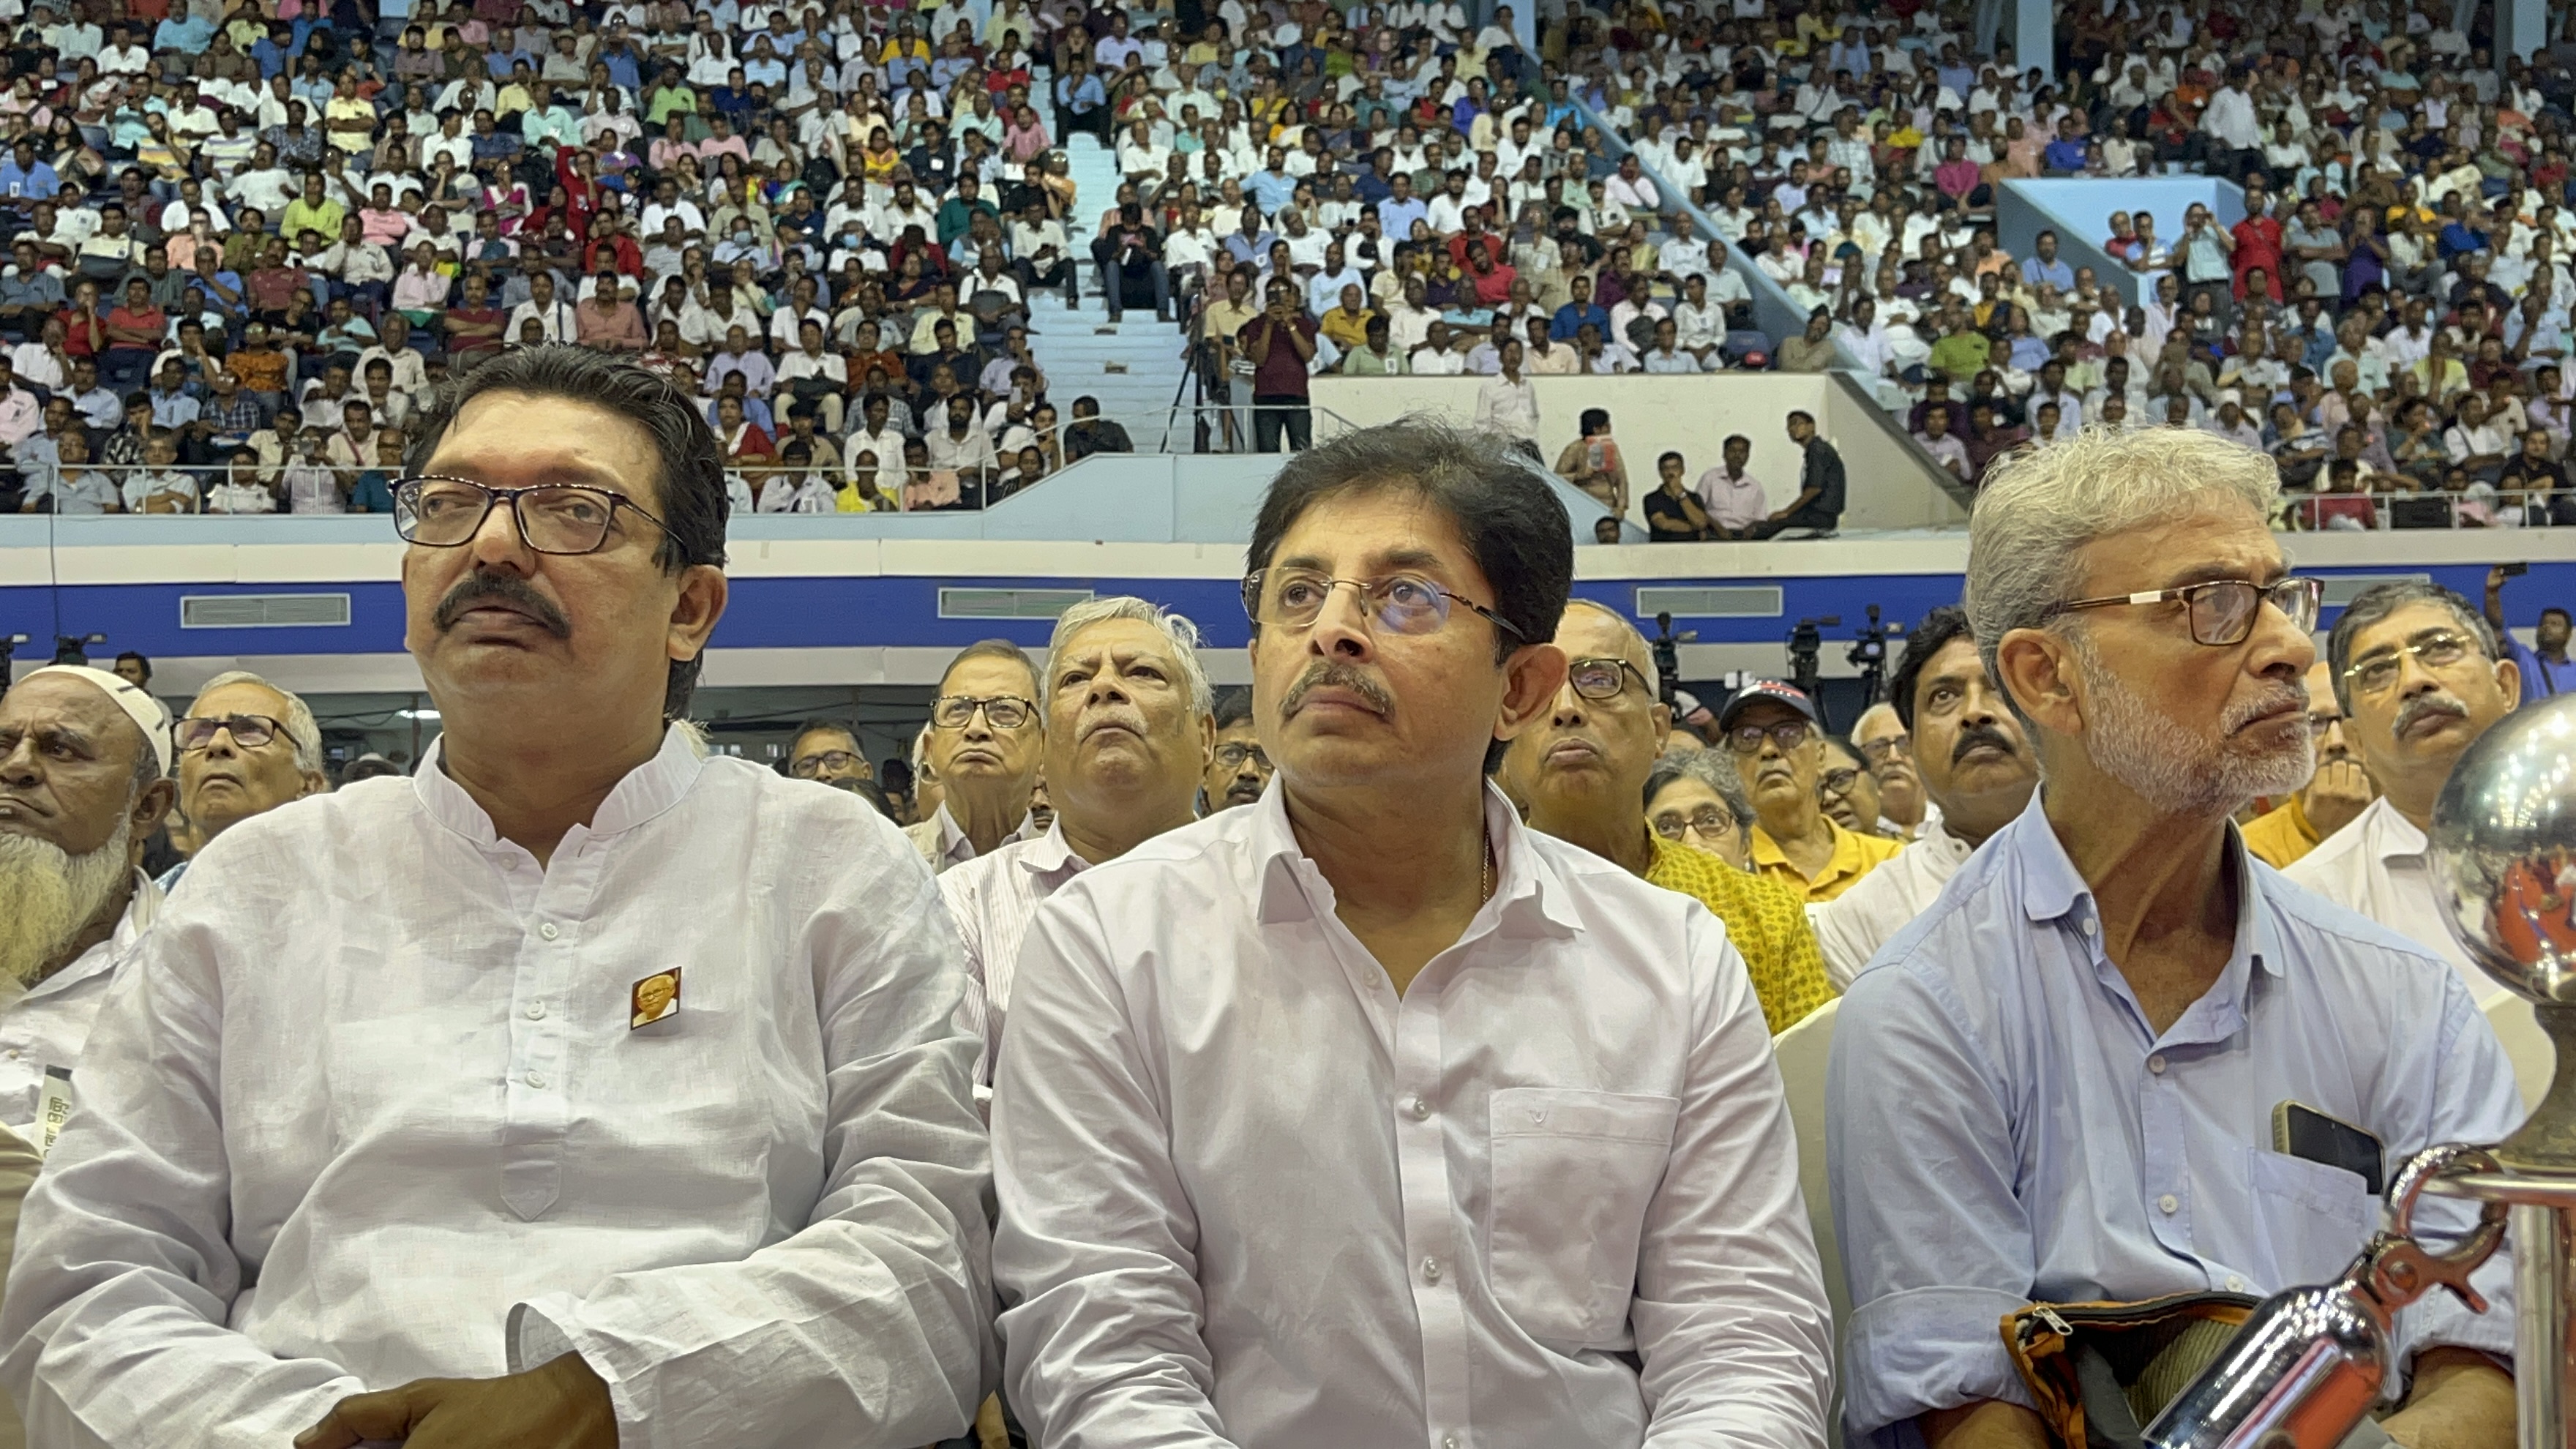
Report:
0,665,175,1449
1830,428,2524,1449
944,595,1215,1088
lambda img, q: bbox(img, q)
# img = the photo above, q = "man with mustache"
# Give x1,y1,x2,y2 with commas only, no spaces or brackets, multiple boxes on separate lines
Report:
2286,581,2524,1007
1833,430,2522,1449
905,640,1044,873
944,596,1213,1089
1811,607,2040,986
1720,679,1902,902
992,422,1833,1448
2,349,995,1449
1849,702,1930,839
2239,660,2375,870
164,671,329,886
1509,599,1837,1033
0,664,175,1449
1199,686,1272,812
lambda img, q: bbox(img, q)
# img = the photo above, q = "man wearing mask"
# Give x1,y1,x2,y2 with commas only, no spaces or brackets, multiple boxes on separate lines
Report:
1834,429,2519,1449
2,349,995,1449
993,422,1832,1448
1849,701,1928,838
1810,607,2039,986
905,640,1044,873
166,671,329,885
1200,684,1272,812
0,664,176,1449
1720,679,1901,902
2239,660,2373,869
2286,581,2523,1007
1510,599,1838,1034
945,596,1213,1087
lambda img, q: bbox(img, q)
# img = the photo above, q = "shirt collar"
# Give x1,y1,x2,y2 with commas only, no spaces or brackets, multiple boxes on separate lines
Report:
2006,789,2284,983
1251,779,1581,937
2359,794,2429,864
1016,820,1090,880
932,799,1039,864
413,722,708,851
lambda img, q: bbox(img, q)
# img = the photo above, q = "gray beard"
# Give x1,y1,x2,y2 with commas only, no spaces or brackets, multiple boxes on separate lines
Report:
0,820,132,988
2074,637,2314,820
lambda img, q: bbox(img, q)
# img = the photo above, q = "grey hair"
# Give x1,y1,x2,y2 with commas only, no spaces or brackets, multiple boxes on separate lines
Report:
1644,747,1756,833
192,670,324,776
1043,596,1215,717
2324,580,2501,716
1964,427,2282,725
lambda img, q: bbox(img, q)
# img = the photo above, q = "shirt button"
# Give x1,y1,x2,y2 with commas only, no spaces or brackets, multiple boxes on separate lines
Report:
524,1003,547,1020
538,922,560,941
2147,1054,2167,1075
1421,1257,1442,1284
525,1071,548,1089
2225,1276,2247,1292
1407,1096,1430,1120
2081,918,2099,937
1444,1437,1461,1449
2159,1193,2180,1215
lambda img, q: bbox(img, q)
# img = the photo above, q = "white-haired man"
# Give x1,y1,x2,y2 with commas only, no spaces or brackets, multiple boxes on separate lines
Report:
1832,428,2522,1448
1849,701,1930,838
165,670,329,883
0,665,176,1448
943,596,1215,1087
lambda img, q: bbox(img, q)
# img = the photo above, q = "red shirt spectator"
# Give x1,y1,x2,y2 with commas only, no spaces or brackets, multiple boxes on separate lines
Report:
2231,209,2284,301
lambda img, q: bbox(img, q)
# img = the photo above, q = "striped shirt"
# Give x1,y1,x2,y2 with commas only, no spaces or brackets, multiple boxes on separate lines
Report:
940,822,1088,1085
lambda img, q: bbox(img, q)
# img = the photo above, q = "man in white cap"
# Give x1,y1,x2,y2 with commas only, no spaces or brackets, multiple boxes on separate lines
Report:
0,664,176,1144
0,664,176,1449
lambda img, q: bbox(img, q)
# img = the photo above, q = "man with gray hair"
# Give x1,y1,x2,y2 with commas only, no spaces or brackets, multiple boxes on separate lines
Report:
0,664,176,1448
906,640,1045,872
943,596,1214,1087
165,671,329,882
0,664,176,1146
1831,428,2523,1449
2287,580,2523,1008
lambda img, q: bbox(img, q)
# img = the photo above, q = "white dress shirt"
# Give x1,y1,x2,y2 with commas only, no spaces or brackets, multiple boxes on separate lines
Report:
2285,795,2509,1006
0,875,157,1147
990,785,1832,1448
938,821,1087,1085
1808,817,1974,986
0,727,994,1449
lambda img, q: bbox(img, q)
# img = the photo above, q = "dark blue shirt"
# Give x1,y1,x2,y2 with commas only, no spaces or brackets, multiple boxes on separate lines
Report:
1550,301,1609,341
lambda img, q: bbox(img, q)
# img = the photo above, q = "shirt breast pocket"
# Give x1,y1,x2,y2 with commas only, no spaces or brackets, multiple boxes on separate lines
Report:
1486,1086,1680,1345
2244,1145,2376,1287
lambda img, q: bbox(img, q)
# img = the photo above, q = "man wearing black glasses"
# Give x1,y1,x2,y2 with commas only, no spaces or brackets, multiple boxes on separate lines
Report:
784,719,873,790
1199,684,1273,812
903,639,1044,874
992,421,1834,1449
1833,427,2521,1449
2,348,997,1449
2288,580,2525,1013
1506,598,1836,1035
167,670,328,874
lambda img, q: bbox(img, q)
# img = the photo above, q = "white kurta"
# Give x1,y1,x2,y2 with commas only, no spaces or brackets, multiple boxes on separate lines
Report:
2285,794,2509,1006
1809,818,1976,988
991,785,1832,1449
0,727,994,1449
0,875,156,1147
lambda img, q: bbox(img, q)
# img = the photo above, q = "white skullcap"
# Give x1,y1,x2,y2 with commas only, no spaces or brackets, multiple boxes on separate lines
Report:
19,665,173,777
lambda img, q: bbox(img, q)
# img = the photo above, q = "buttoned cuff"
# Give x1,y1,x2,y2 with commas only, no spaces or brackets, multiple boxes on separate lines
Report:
1841,1284,2038,1442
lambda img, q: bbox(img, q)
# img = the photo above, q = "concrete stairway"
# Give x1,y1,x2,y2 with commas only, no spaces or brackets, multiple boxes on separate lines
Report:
1025,132,1201,450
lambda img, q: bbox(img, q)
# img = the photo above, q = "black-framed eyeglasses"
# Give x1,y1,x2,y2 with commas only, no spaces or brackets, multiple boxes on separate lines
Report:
1215,741,1270,770
930,694,1035,730
1858,733,1911,764
1725,719,1813,755
2048,576,2321,648
393,475,676,556
1567,655,1653,701
2343,629,2476,697
1240,568,1526,640
1819,766,1864,795
174,714,282,752
789,749,865,778
1652,804,1738,842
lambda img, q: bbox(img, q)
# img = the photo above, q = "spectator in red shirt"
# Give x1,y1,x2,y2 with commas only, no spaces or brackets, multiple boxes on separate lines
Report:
100,276,165,390
1242,281,1317,453
2231,181,2285,302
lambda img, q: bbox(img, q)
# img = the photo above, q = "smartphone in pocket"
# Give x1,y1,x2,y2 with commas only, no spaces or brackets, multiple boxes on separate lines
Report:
2272,1101,2385,1196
